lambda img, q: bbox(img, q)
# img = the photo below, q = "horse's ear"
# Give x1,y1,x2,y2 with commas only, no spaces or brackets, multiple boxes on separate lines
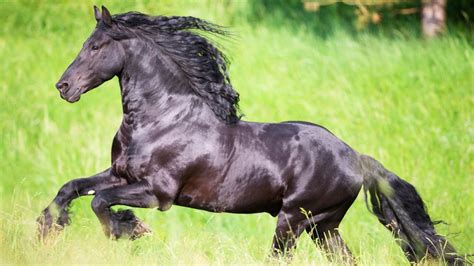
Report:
94,6,101,22
101,6,113,27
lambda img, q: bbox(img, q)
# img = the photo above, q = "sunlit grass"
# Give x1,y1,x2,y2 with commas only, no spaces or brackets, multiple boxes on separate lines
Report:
0,0,472,265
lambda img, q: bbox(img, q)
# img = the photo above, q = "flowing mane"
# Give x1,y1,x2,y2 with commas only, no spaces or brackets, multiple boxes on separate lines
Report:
102,12,241,124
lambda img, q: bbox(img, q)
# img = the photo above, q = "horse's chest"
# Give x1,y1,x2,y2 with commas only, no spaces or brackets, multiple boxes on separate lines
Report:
111,131,153,182
112,151,152,182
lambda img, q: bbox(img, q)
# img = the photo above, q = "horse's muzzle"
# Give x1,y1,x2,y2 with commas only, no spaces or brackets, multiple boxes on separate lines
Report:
56,81,81,103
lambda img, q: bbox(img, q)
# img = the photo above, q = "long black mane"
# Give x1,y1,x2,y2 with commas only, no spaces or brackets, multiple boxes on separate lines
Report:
103,12,241,124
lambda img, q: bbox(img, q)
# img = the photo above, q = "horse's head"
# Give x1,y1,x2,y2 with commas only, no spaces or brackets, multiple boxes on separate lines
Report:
56,6,124,103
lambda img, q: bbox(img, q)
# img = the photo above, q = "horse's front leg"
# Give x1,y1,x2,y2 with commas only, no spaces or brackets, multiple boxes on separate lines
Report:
91,180,159,240
37,168,126,239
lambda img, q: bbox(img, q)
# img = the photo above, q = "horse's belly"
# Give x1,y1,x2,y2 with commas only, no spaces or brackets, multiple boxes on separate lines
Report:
175,175,283,216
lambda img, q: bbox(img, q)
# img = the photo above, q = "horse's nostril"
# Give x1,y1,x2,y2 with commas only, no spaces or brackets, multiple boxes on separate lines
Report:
56,81,69,91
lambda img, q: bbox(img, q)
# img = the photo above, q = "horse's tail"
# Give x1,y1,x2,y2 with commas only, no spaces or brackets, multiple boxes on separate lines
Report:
359,154,466,265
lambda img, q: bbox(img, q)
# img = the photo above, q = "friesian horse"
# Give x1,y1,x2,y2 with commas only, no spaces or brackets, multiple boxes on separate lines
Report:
38,6,465,264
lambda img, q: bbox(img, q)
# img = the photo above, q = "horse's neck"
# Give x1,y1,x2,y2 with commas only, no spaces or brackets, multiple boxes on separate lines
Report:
117,52,217,131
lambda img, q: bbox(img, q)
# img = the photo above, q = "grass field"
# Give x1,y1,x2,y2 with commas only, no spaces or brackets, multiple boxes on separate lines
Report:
0,1,472,264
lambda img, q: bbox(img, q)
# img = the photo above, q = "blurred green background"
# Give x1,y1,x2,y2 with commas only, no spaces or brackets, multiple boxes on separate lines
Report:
0,0,472,264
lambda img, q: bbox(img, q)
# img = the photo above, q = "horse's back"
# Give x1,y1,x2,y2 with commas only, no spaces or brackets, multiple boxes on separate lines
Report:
236,120,363,185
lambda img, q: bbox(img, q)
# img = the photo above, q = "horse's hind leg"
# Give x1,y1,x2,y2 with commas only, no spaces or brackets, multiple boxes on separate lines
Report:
37,168,126,239
91,180,158,240
306,201,355,264
307,222,353,263
271,211,307,257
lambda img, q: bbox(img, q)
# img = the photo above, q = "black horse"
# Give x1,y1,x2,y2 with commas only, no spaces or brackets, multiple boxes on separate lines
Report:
38,6,464,264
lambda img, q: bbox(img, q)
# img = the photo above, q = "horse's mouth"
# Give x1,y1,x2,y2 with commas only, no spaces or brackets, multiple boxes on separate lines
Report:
60,88,83,103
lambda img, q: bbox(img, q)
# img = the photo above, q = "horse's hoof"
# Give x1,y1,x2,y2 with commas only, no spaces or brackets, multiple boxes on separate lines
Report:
111,209,152,240
36,209,64,242
129,219,152,240
37,209,53,239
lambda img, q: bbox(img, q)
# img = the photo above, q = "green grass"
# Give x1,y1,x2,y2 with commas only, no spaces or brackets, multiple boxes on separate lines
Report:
0,0,472,264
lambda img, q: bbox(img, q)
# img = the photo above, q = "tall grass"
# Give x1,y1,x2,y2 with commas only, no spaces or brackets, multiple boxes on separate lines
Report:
0,1,472,264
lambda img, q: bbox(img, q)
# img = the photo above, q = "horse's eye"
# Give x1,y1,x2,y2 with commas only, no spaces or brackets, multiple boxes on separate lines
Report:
91,45,99,51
